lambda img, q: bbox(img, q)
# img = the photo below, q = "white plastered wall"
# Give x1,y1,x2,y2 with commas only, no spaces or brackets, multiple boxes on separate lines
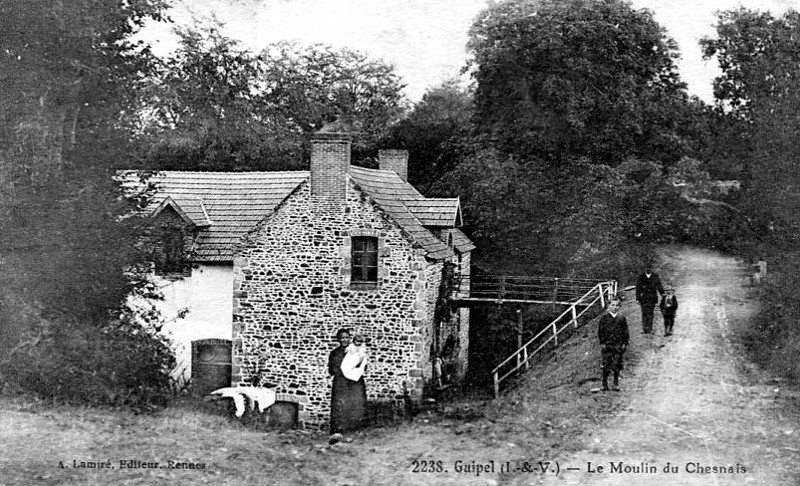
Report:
153,264,233,383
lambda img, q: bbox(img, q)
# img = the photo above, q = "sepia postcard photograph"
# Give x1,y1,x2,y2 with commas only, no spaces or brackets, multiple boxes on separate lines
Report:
2,0,799,484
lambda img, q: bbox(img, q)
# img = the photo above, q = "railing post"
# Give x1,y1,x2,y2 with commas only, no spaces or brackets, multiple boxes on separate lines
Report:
571,304,578,327
493,372,499,398
516,309,523,369
599,283,605,308
523,346,529,370
552,321,558,346
552,277,559,303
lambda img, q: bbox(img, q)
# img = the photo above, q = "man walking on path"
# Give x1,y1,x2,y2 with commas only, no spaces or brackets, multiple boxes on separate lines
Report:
598,299,629,391
636,264,664,334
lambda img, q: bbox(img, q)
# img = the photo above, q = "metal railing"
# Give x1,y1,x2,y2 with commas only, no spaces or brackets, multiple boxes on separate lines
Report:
490,280,617,397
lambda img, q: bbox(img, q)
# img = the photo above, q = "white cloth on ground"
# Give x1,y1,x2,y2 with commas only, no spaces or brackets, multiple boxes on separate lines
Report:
211,386,277,417
237,386,276,413
341,343,368,382
211,387,247,417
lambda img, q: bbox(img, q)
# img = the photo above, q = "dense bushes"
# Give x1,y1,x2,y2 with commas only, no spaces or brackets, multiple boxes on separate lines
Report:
0,306,176,410
0,176,177,410
738,247,800,381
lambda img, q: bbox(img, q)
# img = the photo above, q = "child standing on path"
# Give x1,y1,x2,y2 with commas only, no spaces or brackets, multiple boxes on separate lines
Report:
660,287,679,336
598,299,629,392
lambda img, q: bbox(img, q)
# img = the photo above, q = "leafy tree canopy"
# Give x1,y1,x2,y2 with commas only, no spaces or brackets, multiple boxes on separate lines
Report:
381,80,473,193
702,8,800,234
467,0,697,165
702,8,800,117
140,23,407,171
260,41,407,149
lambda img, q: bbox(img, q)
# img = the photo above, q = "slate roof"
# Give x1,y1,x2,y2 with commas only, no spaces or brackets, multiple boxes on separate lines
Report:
152,197,212,227
442,228,477,253
348,166,460,260
119,167,471,262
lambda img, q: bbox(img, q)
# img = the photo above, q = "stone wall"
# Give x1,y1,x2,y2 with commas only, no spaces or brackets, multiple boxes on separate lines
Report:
456,251,471,379
429,231,472,384
232,180,445,429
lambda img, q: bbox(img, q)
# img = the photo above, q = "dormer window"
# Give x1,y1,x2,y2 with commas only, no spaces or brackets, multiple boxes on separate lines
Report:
147,198,204,278
351,236,378,283
156,226,185,276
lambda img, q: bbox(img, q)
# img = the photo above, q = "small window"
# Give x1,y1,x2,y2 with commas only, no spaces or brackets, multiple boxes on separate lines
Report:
351,237,378,283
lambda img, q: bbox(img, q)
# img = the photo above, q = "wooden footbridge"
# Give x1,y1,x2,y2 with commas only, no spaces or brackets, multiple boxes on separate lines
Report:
453,275,618,397
453,275,614,306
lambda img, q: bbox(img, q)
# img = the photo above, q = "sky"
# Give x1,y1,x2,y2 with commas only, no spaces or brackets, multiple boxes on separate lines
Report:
141,0,800,103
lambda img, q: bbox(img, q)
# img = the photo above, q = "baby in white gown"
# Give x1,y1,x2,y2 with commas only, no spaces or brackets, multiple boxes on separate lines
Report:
341,334,368,381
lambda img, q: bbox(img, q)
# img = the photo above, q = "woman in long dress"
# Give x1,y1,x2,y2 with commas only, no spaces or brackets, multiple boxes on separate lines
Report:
328,328,367,434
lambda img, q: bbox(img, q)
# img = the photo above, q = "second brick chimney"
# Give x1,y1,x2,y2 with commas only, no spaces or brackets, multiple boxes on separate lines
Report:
378,149,409,182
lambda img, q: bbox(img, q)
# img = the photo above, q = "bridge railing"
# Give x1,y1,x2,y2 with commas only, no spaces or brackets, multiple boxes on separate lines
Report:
455,275,604,303
489,280,617,397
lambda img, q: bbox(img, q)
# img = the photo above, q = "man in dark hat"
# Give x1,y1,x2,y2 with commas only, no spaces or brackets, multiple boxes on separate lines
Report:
636,264,664,334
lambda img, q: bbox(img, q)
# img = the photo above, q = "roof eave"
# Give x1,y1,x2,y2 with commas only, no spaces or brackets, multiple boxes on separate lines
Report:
150,196,201,228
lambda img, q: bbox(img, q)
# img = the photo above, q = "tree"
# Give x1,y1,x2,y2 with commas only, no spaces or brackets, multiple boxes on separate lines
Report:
140,26,407,171
467,0,695,166
0,0,176,407
701,9,800,231
702,9,800,117
432,143,629,275
139,20,302,171
381,80,473,193
260,41,407,153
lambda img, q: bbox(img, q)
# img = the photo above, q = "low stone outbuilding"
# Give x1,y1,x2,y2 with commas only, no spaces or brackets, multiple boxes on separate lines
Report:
121,132,474,429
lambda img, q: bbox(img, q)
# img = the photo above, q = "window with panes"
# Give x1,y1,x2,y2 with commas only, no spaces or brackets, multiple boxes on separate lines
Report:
351,237,378,283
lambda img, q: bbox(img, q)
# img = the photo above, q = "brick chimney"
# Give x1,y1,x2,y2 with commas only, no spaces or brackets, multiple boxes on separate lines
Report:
310,132,352,202
378,149,409,182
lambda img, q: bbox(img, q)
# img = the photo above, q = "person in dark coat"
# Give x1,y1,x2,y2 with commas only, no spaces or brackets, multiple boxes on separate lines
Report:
598,299,629,391
636,265,665,334
659,286,679,336
328,328,367,435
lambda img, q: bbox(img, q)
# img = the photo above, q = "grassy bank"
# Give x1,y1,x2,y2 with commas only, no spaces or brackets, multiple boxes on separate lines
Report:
736,249,800,382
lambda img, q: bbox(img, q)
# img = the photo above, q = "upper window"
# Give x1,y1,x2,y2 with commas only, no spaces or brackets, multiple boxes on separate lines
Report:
351,236,378,283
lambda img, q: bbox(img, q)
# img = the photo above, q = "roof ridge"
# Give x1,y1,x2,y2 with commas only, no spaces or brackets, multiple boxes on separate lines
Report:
154,170,310,175
349,165,394,173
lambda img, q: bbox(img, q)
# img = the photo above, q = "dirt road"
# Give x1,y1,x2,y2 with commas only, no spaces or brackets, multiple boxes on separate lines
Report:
544,246,800,485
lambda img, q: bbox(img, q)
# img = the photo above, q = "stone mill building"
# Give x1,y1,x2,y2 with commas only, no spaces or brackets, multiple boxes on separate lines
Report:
122,131,474,429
